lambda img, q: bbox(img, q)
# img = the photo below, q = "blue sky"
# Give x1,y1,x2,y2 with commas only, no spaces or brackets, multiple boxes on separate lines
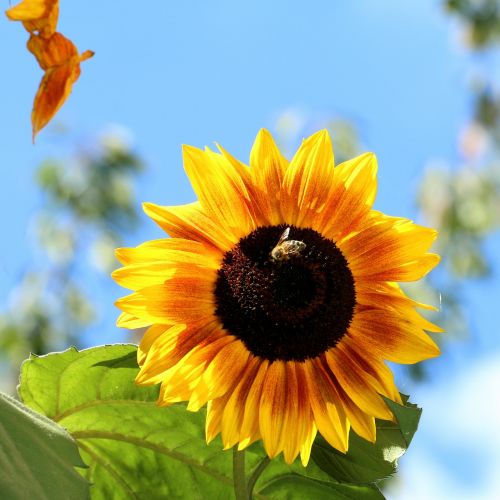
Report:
1,1,499,498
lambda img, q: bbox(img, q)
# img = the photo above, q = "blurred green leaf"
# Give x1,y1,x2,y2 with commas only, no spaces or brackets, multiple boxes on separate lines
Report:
445,0,500,47
0,130,145,389
0,391,89,500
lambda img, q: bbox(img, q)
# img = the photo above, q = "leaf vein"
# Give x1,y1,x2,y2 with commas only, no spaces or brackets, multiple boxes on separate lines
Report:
74,431,233,486
78,440,139,499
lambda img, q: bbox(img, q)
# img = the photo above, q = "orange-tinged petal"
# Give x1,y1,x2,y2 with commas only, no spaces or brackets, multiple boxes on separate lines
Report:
6,0,49,20
144,319,218,365
206,394,230,444
27,33,94,140
157,334,234,404
356,283,444,333
281,130,335,226
187,339,250,411
328,373,376,443
143,201,234,253
348,308,441,364
115,267,216,324
137,323,171,365
249,129,288,225
182,145,256,241
239,360,269,449
115,238,221,268
320,152,378,239
304,359,349,453
336,340,402,404
112,241,219,291
138,322,222,385
294,363,317,465
280,363,302,464
6,0,59,38
340,213,439,282
220,356,261,449
259,361,287,458
325,348,393,420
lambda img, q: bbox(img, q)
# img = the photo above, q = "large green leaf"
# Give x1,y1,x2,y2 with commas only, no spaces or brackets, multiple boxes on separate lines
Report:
18,345,386,499
257,476,383,499
311,395,421,485
19,345,235,499
245,442,384,499
0,390,89,500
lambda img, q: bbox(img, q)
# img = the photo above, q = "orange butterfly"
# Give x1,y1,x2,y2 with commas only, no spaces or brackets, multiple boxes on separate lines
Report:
28,33,94,140
6,0,93,141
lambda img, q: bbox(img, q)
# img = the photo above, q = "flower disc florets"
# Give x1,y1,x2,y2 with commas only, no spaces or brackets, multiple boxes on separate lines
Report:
215,225,356,361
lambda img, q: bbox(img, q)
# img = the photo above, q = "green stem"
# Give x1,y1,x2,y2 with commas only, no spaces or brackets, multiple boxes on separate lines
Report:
233,447,248,500
247,456,270,498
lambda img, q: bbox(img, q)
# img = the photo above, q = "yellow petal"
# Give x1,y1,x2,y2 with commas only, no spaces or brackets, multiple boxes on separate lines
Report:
320,152,377,239
115,238,220,268
356,283,443,333
259,361,287,458
348,309,441,364
137,323,171,365
249,129,288,225
143,201,234,252
112,241,219,291
206,395,229,444
325,347,393,420
280,362,300,464
337,340,402,404
182,145,256,241
303,359,349,453
139,326,224,387
299,420,317,467
115,266,216,324
116,311,152,330
239,360,269,449
138,318,219,378
331,376,376,443
340,213,439,282
281,130,335,226
6,0,59,38
187,339,250,411
220,356,261,449
156,334,233,404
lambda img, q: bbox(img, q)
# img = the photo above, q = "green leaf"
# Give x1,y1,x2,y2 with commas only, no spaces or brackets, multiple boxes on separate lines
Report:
0,390,89,500
257,476,383,499
19,345,236,499
310,396,422,485
226,440,384,499
384,396,421,447
252,456,384,499
18,344,389,499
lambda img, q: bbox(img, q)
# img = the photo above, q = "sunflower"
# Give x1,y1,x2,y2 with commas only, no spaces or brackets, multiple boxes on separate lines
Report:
113,129,442,465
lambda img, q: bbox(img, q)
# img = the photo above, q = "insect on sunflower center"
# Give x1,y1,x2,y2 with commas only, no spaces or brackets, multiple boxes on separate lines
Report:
214,225,356,362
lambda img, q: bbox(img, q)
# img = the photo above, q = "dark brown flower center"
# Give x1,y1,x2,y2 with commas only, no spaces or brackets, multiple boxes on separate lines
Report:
214,225,356,362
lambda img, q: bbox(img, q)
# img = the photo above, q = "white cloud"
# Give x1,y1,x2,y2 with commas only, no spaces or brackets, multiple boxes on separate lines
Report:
386,354,500,499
